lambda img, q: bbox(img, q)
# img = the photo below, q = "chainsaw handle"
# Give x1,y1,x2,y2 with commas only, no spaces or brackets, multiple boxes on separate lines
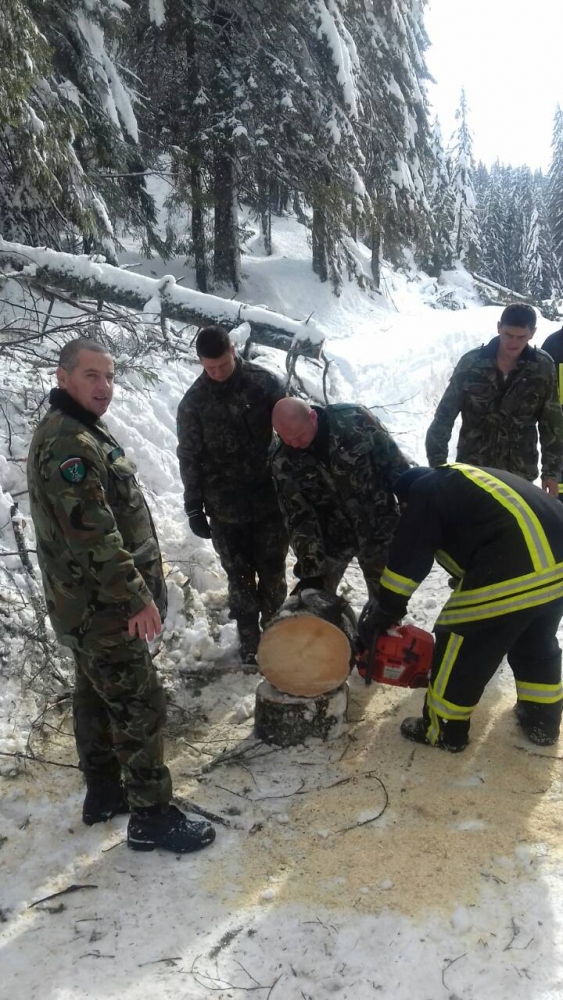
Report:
364,625,383,687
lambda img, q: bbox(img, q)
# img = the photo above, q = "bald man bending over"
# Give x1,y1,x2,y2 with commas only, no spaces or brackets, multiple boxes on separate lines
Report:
271,399,410,596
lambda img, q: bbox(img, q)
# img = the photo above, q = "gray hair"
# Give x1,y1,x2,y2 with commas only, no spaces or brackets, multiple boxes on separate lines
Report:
58,338,111,371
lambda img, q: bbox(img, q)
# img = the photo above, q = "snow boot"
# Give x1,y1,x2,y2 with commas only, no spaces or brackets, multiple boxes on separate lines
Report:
514,701,561,747
82,775,129,826
127,803,216,853
400,716,468,753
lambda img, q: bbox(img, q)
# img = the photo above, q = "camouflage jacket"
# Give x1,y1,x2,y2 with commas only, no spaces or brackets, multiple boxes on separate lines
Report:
27,389,166,651
271,404,410,581
541,329,563,405
425,337,563,480
177,357,285,524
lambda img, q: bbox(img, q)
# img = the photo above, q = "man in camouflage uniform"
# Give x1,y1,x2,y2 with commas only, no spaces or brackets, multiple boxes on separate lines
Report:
426,303,563,495
271,397,410,596
177,325,288,663
27,337,215,854
541,325,563,501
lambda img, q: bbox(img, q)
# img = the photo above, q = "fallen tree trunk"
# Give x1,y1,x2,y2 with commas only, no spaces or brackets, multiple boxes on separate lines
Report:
0,239,325,357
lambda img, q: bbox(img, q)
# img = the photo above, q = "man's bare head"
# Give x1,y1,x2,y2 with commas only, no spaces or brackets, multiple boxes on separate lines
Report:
272,398,318,449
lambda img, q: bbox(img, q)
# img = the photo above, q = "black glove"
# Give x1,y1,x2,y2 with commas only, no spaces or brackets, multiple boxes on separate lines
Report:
187,509,212,539
290,576,325,595
357,599,398,651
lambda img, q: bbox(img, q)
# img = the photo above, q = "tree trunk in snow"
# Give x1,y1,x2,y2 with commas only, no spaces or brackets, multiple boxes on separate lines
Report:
254,680,349,747
258,170,272,255
312,206,329,283
191,159,208,292
293,191,308,226
186,26,208,293
370,223,381,290
213,145,240,291
0,238,325,356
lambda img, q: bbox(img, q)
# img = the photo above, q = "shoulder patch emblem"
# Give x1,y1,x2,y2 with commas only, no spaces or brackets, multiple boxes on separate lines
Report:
59,457,86,484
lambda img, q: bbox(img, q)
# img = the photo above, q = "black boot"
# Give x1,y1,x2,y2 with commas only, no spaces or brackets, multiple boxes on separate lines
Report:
82,775,129,826
127,803,216,853
237,618,261,665
400,716,468,753
514,701,561,747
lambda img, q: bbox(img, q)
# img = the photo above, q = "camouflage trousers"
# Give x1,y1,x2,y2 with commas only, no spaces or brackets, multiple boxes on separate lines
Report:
72,628,172,809
210,513,288,628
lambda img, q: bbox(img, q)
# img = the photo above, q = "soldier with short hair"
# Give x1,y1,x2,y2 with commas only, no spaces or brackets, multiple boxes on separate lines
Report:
271,398,410,596
27,337,215,854
177,325,288,663
425,303,563,495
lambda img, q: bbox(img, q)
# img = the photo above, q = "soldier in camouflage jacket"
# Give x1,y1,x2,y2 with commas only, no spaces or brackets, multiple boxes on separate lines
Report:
426,304,563,493
27,339,216,852
176,327,288,661
271,399,410,596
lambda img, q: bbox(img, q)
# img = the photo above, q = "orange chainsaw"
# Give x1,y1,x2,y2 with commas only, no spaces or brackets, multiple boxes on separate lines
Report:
357,623,434,688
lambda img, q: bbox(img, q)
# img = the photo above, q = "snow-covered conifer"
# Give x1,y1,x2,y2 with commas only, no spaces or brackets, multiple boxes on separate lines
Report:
449,89,481,270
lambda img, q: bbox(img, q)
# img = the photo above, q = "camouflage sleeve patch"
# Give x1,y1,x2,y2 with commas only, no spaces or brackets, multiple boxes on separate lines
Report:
59,457,87,484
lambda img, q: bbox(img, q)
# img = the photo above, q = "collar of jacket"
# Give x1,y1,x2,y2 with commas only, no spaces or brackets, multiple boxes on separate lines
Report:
203,355,243,393
479,336,535,363
49,387,103,426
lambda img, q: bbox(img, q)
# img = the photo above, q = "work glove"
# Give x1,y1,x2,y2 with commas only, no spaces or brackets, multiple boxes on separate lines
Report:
186,508,212,539
290,576,326,595
357,599,398,652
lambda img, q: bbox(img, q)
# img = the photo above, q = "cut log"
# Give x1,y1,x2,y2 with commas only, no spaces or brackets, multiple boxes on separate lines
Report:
254,680,349,746
257,590,357,697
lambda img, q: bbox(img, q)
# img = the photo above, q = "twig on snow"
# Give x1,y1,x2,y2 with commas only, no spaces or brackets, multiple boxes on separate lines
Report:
441,952,467,989
0,750,79,769
29,884,98,908
335,775,389,833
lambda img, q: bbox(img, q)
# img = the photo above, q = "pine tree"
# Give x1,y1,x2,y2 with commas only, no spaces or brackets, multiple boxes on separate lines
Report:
0,0,159,255
548,104,563,276
449,88,481,270
426,116,454,274
480,161,508,286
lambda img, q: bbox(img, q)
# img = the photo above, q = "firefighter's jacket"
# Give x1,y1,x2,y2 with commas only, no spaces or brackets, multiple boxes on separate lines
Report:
378,464,563,634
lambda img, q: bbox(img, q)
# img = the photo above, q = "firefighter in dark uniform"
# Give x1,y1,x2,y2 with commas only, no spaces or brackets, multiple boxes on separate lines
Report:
359,465,563,752
541,326,563,501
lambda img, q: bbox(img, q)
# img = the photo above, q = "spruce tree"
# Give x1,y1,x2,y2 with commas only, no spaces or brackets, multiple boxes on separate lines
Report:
449,88,481,270
548,104,563,277
0,0,160,255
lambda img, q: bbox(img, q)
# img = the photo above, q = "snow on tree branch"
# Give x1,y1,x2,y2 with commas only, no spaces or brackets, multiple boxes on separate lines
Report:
0,240,326,353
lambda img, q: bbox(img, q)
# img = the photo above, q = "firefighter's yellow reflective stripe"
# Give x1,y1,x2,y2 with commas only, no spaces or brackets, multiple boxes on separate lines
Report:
426,705,441,745
559,483,563,495
515,680,563,704
559,363,563,405
446,561,563,608
436,579,563,625
436,549,465,579
380,567,419,597
426,687,476,721
433,632,463,698
451,464,555,572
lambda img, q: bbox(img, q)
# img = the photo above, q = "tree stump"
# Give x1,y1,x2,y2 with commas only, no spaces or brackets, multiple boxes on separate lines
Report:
254,679,349,747
255,590,357,745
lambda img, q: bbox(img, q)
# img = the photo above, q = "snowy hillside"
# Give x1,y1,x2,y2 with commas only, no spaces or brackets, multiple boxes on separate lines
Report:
2,213,563,1000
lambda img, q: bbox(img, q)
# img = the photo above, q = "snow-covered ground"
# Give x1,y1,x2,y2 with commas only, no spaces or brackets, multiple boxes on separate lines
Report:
2,211,563,1000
